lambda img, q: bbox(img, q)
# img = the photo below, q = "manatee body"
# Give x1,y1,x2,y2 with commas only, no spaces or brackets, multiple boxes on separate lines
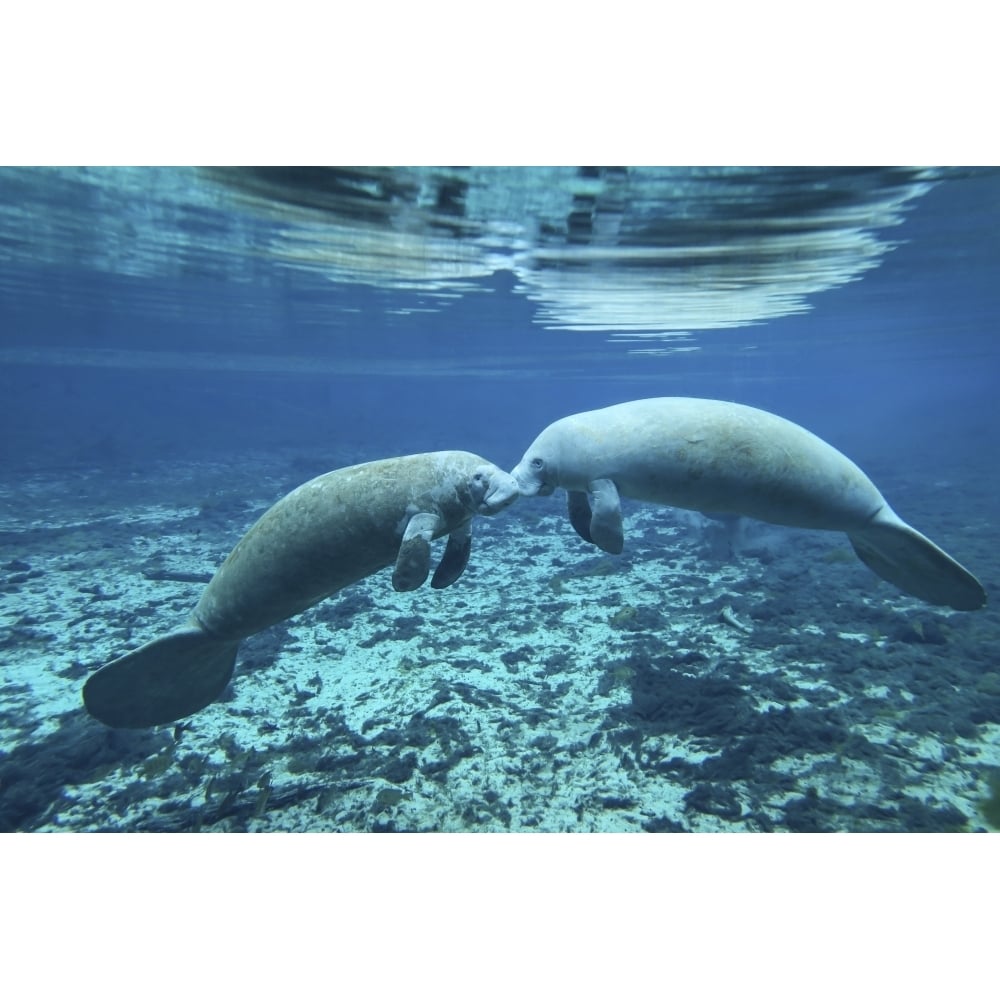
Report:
511,397,985,612
84,451,519,728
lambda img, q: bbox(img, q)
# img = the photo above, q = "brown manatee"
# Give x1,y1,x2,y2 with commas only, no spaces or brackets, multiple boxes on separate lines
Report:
84,451,519,728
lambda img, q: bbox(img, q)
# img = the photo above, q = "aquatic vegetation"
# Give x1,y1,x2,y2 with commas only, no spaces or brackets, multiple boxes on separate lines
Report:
685,782,744,821
979,771,1000,830
549,556,622,594
973,673,1000,699
893,618,948,645
821,547,857,565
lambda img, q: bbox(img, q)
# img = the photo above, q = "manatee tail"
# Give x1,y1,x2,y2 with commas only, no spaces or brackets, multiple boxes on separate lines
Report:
848,508,986,611
83,626,239,728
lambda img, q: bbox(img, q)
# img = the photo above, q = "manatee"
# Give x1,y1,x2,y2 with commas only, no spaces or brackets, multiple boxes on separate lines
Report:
84,451,519,727
511,398,985,611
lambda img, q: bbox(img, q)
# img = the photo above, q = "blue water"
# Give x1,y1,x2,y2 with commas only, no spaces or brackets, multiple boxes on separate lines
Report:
1,166,998,832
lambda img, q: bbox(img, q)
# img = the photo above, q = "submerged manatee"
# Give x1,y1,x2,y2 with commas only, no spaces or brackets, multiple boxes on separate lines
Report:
84,451,519,728
511,397,985,611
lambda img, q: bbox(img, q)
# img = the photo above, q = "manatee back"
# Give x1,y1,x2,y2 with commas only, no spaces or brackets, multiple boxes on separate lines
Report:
559,398,887,530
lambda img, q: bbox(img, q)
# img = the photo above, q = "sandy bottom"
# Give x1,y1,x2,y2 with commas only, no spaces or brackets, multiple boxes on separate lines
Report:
2,450,999,832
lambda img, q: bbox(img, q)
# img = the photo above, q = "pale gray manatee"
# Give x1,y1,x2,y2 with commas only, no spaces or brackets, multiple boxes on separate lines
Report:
84,451,520,728
511,398,985,612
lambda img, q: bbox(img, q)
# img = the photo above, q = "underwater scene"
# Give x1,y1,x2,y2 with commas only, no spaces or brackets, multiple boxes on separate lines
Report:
1,166,998,833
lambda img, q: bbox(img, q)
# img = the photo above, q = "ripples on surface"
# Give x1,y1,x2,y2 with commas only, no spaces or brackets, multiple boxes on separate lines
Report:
0,165,944,347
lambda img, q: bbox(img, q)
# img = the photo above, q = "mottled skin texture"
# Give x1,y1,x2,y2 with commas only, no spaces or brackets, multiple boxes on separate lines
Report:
512,398,985,611
193,451,516,638
84,451,519,728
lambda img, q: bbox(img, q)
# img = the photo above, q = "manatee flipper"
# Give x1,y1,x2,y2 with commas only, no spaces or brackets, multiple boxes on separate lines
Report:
587,478,624,555
393,512,443,592
568,483,624,553
83,626,239,728
567,490,595,544
848,508,986,611
431,521,472,589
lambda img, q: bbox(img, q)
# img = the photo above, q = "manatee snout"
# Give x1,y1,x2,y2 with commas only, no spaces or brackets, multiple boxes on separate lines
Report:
511,456,553,497
477,467,520,513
